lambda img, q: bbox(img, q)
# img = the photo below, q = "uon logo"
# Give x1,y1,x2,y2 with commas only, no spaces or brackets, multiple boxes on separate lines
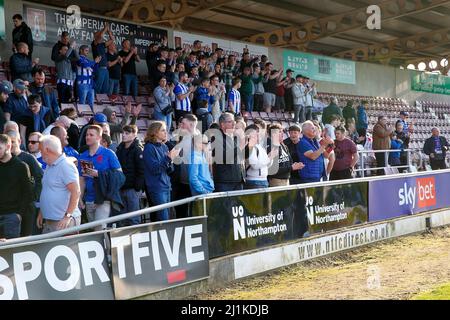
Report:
398,177,436,209
232,206,246,240
305,196,315,225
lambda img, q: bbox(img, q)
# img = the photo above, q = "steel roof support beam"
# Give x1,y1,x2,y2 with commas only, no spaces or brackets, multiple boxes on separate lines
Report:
334,27,450,62
244,0,450,47
106,0,233,23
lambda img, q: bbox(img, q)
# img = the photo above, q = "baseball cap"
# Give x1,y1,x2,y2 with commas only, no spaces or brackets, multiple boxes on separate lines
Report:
400,111,409,116
13,79,27,90
2,80,13,93
0,83,10,95
286,69,294,73
94,113,108,124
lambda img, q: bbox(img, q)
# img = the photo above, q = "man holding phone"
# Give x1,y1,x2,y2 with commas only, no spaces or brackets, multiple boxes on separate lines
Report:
78,125,123,230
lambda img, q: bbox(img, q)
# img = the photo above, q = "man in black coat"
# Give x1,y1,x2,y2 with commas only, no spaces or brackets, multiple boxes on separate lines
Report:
211,112,245,192
12,14,33,58
115,125,145,226
0,134,34,239
423,127,449,170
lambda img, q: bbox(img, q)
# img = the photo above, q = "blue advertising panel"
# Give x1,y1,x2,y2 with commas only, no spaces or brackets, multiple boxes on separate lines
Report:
369,172,450,222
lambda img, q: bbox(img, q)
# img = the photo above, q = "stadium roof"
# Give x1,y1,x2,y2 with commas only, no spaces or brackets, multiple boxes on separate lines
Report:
34,0,450,72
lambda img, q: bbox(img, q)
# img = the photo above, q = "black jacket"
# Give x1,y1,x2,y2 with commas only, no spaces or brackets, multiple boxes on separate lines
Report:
12,22,33,54
268,143,293,180
423,136,449,160
284,137,300,178
94,169,125,211
0,156,33,216
212,130,245,184
116,138,145,191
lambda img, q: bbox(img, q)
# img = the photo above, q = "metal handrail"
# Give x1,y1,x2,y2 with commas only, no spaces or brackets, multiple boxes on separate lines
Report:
2,162,448,248
356,148,414,177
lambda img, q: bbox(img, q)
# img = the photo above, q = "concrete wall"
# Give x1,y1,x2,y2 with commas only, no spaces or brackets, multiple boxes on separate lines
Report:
140,208,450,299
269,46,450,104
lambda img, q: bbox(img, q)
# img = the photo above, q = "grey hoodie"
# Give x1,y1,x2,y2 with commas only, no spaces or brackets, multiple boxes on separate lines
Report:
55,47,79,82
102,106,137,144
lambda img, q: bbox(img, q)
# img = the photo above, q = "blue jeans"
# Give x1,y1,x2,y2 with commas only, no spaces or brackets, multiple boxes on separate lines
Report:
109,79,120,95
214,182,243,192
94,68,110,94
0,213,21,239
77,83,95,108
148,190,170,221
120,189,141,226
294,104,305,123
245,180,269,189
123,74,138,97
242,94,254,112
153,109,172,133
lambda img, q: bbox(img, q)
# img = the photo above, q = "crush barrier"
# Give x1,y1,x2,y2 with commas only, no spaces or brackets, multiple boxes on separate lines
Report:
1,169,449,299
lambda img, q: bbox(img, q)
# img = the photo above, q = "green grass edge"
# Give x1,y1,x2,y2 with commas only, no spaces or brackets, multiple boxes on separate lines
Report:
412,282,450,300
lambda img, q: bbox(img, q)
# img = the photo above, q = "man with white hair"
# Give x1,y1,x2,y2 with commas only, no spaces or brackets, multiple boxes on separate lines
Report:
42,115,72,135
3,120,19,134
37,135,81,233
297,121,333,183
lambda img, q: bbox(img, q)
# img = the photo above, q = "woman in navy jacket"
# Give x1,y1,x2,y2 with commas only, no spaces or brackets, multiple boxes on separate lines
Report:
143,121,180,221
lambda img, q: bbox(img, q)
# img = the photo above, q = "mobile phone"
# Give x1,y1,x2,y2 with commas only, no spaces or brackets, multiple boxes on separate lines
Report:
80,160,94,174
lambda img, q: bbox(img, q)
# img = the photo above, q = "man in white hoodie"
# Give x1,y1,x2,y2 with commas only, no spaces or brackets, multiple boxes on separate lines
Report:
244,124,277,189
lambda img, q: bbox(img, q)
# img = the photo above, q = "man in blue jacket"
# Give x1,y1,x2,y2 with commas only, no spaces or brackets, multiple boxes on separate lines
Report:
9,42,38,82
4,79,28,122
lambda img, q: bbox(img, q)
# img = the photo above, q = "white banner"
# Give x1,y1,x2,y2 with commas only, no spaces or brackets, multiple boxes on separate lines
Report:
173,30,268,60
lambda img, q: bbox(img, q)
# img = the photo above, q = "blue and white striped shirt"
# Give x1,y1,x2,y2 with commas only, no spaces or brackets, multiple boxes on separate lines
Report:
174,83,191,112
76,55,96,87
228,88,241,114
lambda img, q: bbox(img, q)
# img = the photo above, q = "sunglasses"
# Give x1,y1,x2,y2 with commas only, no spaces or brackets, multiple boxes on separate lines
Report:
28,140,39,144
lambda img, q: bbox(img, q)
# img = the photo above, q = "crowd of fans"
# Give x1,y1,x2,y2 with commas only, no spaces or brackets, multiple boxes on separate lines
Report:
0,14,448,240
